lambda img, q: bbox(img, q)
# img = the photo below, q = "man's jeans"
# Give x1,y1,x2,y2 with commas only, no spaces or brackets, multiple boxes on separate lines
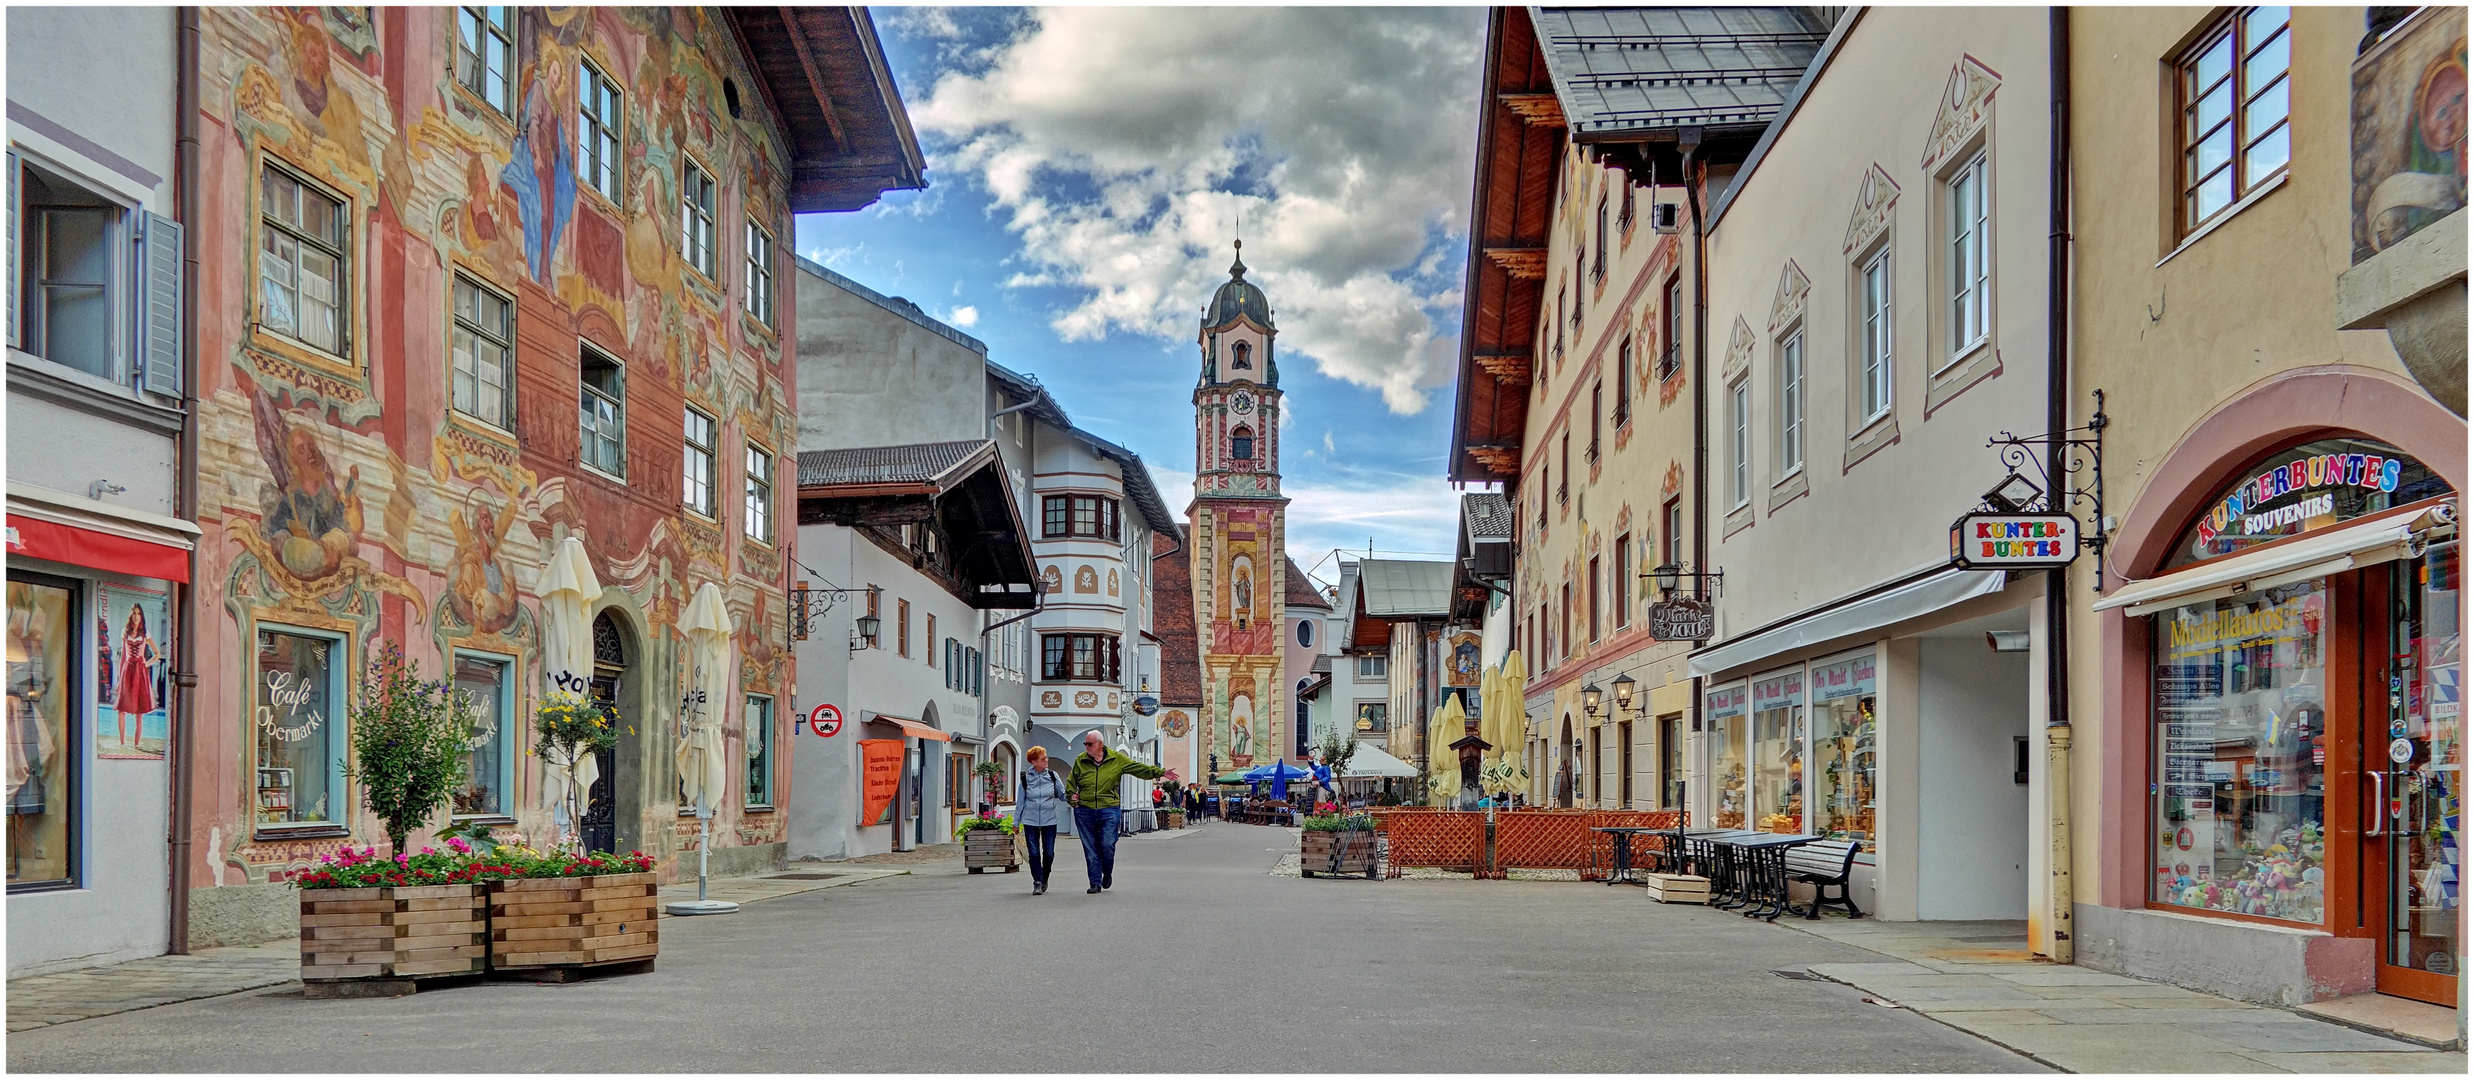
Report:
1022,825,1058,886
1072,806,1122,889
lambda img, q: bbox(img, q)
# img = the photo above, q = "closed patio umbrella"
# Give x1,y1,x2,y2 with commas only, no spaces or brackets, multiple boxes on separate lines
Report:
670,581,736,916
538,536,601,837
1501,649,1529,791
1428,694,1465,805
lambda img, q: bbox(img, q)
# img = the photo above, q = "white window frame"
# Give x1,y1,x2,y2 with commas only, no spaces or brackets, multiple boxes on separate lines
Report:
1729,379,1752,509
257,162,350,357
1944,153,1989,366
744,441,774,543
743,693,775,809
14,156,128,383
745,217,776,327
1859,249,1893,424
681,160,717,281
579,345,626,478
682,406,717,519
577,56,623,204
450,274,515,431
1777,330,1804,481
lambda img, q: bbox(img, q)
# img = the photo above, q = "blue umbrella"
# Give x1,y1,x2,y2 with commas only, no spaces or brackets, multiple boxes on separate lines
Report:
1271,762,1289,801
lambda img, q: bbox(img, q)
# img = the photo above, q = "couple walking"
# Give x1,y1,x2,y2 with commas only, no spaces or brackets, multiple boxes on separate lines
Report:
1015,731,1166,895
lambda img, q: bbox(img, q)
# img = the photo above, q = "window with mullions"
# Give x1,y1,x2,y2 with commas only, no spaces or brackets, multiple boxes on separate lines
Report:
1041,495,1121,540
744,442,773,543
1858,249,1893,423
743,694,774,808
450,654,511,818
1778,331,1804,478
2178,7,2291,233
577,57,623,203
1729,379,1752,508
455,7,514,114
745,219,776,327
260,165,347,355
1946,155,1989,359
1613,338,1633,427
681,161,716,280
451,275,514,430
683,407,716,517
579,346,625,477
1231,426,1255,462
1040,633,1121,682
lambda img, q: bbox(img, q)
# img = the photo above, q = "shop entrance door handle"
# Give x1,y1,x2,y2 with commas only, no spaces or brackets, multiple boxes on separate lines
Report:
2365,770,2389,837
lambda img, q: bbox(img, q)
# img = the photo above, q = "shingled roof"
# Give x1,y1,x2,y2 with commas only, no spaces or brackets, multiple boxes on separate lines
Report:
1535,7,1831,142
1462,491,1515,541
796,440,993,491
1285,556,1332,610
1150,535,1204,705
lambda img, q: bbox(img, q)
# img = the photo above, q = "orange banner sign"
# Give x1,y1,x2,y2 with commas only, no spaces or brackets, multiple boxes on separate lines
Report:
860,738,905,826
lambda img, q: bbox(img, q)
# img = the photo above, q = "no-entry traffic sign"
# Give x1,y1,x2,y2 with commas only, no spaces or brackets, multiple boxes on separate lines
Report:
809,702,844,738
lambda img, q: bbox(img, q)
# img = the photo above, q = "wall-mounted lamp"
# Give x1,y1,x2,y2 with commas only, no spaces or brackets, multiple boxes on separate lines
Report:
1647,562,1723,600
1611,673,1638,717
1580,682,1603,718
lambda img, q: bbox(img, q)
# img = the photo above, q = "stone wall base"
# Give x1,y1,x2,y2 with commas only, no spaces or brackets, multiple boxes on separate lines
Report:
687,841,785,882
186,883,300,948
2074,903,2375,1006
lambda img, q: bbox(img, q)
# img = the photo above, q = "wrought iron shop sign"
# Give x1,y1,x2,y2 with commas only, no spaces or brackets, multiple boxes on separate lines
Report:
1951,513,2080,568
1647,597,1715,642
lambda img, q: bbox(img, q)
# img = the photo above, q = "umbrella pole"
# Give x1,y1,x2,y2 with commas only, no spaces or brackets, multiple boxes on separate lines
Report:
666,797,740,916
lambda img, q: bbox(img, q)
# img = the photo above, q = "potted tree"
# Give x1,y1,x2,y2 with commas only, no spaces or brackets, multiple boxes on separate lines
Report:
1299,805,1379,878
956,812,1021,873
1159,776,1187,830
485,692,659,982
294,643,487,997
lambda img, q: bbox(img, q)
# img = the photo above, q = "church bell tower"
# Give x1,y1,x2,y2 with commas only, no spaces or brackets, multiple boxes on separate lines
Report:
1189,242,1290,771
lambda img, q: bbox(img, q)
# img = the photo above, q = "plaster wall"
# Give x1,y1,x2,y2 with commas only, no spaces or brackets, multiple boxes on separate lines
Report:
1916,638,2031,920
1703,7,2049,633
6,6,177,209
793,259,984,452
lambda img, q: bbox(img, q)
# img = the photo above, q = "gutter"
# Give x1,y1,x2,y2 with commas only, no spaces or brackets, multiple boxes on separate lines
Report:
2043,4,2076,966
1684,129,1710,822
168,5,201,956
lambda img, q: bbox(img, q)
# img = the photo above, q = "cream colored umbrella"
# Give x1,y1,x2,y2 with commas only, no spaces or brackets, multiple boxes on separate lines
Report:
670,582,737,916
539,536,602,835
676,582,733,813
1500,649,1530,791
1428,694,1466,805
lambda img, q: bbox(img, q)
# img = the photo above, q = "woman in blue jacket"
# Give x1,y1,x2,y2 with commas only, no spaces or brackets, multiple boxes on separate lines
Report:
1016,745,1069,895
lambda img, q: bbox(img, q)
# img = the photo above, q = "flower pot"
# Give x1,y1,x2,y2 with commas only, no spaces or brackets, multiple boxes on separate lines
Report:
1299,830,1378,879
298,883,488,996
487,872,659,980
1161,810,1187,830
963,829,1020,874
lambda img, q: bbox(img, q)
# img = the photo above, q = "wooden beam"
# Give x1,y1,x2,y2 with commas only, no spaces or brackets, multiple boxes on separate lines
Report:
1485,246,1547,279
1472,349,1532,383
1464,447,1523,475
1499,93,1565,127
779,7,850,153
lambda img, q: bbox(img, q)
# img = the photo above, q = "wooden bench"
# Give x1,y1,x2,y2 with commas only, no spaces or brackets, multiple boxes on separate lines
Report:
1784,840,1864,920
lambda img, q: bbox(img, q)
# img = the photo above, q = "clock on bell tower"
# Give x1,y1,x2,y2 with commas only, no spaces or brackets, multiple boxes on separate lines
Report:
1189,241,1293,770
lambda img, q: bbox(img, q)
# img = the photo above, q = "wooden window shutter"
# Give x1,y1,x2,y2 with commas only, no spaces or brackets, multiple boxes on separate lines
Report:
139,210,184,395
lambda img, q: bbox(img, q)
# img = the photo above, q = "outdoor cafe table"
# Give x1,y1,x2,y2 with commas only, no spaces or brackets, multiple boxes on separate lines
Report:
1677,829,1763,902
1715,833,1821,921
1592,826,1661,885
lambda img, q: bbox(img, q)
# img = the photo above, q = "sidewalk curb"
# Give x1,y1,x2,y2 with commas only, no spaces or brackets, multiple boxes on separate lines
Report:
1801,967,2071,1073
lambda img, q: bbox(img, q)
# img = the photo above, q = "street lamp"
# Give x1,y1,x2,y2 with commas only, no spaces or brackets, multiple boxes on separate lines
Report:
1652,562,1681,597
1611,673,1637,716
1581,682,1603,718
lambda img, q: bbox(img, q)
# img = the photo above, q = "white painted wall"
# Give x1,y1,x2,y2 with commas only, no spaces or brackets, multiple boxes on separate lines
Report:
1916,638,2031,920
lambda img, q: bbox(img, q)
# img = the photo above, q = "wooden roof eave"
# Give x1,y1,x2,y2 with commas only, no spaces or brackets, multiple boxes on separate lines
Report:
1450,7,1558,485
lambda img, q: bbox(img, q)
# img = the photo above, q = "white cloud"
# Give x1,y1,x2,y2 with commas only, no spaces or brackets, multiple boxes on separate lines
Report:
909,7,1484,414
945,305,980,327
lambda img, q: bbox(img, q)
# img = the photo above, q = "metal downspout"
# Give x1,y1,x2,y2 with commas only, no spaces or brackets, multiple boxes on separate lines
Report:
168,5,202,956
1683,136,1709,828
2045,4,2076,965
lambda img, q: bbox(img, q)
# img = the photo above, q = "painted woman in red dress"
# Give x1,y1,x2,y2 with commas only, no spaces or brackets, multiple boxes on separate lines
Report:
112,604,158,753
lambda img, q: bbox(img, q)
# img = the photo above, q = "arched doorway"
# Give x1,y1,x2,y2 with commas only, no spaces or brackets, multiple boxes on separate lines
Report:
1557,713,1576,808
583,610,640,856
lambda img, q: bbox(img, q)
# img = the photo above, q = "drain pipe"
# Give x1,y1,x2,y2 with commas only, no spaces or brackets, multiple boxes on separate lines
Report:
2044,4,2076,966
1681,130,1709,830
168,5,202,956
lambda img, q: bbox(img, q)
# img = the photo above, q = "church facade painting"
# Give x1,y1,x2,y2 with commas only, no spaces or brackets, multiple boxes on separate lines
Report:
186,8,799,896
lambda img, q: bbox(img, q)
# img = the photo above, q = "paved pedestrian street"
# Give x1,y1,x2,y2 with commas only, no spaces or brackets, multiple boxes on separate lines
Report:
9,824,2461,1073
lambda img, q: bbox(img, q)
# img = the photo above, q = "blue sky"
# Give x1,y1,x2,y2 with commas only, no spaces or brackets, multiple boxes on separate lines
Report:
791,7,1489,585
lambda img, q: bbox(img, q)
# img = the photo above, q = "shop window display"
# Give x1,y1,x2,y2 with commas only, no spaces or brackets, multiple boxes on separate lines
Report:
1706,683,1747,828
1810,651,1878,848
1751,668,1805,833
8,579,75,887
451,654,508,818
2386,542,2459,976
256,628,342,827
2151,578,2328,923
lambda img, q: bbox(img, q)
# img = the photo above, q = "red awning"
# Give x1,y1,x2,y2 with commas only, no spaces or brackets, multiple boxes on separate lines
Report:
7,514,191,583
867,716,951,743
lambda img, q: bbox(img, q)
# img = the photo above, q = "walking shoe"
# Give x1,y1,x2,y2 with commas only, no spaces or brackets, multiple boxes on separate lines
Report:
1034,881,1046,895
1102,873,1112,890
1086,886,1101,894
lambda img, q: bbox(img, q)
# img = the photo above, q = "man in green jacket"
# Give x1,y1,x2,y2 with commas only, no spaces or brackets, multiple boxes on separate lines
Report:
1066,729,1166,894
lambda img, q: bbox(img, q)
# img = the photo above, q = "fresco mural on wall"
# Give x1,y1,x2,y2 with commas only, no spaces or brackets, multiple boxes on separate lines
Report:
191,6,798,888
2354,7,2468,260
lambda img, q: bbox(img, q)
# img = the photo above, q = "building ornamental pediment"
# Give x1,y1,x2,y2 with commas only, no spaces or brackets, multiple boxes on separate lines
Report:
1922,56,2002,172
1767,261,1811,335
1843,164,1902,256
1723,317,1756,381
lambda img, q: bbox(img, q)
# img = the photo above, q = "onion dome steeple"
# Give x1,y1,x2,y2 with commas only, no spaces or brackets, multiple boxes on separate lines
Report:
1204,240,1272,330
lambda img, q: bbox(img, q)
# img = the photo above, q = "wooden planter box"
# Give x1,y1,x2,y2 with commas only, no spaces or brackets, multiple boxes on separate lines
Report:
1643,873,1711,904
1161,810,1187,830
488,872,658,981
1299,830,1378,878
963,829,1020,873
298,883,488,997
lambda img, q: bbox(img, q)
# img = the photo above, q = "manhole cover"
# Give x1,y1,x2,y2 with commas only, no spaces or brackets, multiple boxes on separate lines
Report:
768,873,847,881
1772,969,1824,981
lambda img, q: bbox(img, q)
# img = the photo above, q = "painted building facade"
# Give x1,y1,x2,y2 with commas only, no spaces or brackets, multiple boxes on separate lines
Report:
1189,246,1292,775
174,7,915,943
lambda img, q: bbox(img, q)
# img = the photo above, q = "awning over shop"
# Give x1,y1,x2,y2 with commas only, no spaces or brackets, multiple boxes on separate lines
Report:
866,716,952,743
1340,744,1418,779
6,484,198,583
1689,567,2007,678
2094,503,2452,618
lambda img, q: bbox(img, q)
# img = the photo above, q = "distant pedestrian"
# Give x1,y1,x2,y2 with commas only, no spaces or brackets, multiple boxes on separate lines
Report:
1016,746,1068,895
1065,730,1165,894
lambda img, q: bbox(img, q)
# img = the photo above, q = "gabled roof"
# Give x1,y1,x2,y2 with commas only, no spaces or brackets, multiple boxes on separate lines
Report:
1150,536,1204,706
797,440,994,492
1535,7,1831,144
1462,491,1515,542
1284,556,1333,610
727,7,926,212
1357,559,1454,619
988,361,1183,544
